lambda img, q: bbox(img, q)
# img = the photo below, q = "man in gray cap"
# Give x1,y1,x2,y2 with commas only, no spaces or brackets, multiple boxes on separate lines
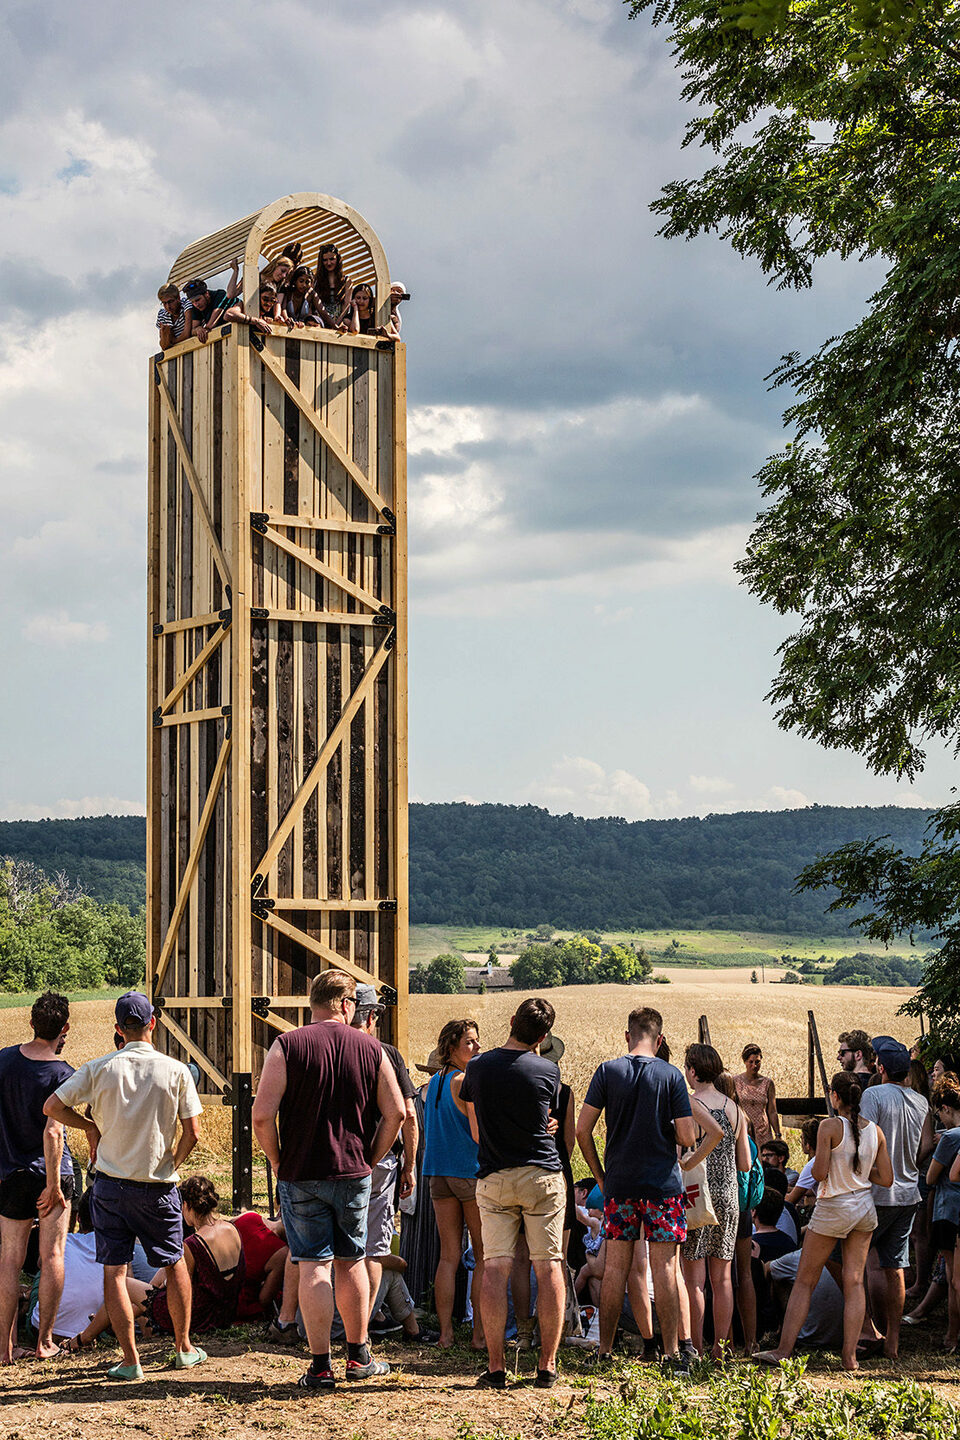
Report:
351,984,418,1334
856,1035,934,1360
45,992,203,1379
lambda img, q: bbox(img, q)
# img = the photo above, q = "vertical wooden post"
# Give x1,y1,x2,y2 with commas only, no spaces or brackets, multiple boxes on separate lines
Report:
808,1010,834,1116
697,1014,711,1047
807,1015,815,1099
391,342,409,1060
146,359,163,999
230,326,254,1211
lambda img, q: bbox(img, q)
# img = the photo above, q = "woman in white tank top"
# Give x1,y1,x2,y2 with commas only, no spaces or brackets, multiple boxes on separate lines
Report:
755,1071,893,1371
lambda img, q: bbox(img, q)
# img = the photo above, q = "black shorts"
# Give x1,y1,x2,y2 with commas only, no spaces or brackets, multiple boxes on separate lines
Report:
737,1208,753,1242
0,1169,76,1221
931,1218,960,1253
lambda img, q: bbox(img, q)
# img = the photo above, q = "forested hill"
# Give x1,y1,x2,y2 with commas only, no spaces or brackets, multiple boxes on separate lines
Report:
409,803,934,934
0,804,936,933
0,816,146,909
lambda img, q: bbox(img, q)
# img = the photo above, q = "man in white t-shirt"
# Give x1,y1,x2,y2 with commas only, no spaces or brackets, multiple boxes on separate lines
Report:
45,992,203,1380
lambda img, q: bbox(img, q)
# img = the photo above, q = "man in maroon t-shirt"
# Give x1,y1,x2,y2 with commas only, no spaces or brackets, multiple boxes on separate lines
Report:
253,969,404,1391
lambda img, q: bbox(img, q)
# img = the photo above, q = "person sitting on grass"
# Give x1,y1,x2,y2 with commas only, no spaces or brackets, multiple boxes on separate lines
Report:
65,1176,244,1350
760,1139,798,1188
233,1209,287,1324
754,1072,893,1372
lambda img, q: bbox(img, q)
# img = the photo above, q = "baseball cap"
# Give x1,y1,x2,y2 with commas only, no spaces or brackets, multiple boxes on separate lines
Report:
116,991,154,1028
871,1035,911,1078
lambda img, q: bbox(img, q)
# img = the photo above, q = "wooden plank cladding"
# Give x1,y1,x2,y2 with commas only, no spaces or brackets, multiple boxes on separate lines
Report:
147,217,407,1142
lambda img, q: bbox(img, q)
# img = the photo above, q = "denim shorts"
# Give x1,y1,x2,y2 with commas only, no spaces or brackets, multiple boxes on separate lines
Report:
278,1176,372,1262
91,1173,184,1269
871,1202,919,1269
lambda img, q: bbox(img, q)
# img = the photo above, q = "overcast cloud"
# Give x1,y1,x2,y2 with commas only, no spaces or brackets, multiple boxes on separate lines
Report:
0,0,947,822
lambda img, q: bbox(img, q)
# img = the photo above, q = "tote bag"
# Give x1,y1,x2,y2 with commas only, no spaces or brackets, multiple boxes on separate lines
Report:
682,1157,718,1229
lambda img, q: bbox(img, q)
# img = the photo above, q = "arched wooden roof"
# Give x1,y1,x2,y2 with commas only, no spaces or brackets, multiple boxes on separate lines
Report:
168,192,390,319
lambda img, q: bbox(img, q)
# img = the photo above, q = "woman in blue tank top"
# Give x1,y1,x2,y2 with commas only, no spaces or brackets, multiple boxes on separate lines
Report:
422,1018,484,1349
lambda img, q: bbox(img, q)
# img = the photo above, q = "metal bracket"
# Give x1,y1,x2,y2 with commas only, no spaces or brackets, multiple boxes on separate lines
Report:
221,996,233,1008
378,899,398,913
225,585,232,602
384,629,397,650
249,330,265,353
153,623,164,637
377,521,396,536
251,996,271,1020
251,872,266,897
373,606,396,627
219,324,232,337
218,608,232,625
221,705,232,718
251,607,270,620
251,512,270,535
152,706,163,728
152,995,166,1010
378,984,399,1007
376,339,394,350
153,360,163,385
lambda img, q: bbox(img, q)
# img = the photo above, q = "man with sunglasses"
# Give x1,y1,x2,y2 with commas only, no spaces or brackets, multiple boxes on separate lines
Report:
837,1031,875,1081
253,969,404,1392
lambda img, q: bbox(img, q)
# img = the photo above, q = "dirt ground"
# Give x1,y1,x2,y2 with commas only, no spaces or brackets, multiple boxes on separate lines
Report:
2,1331,960,1440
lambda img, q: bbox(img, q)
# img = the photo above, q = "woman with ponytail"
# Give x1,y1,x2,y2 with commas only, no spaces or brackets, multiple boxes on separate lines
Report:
755,1072,893,1371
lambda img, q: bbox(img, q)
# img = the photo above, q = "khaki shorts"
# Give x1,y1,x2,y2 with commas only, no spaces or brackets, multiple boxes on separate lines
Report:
476,1166,566,1261
429,1174,477,1204
807,1191,877,1239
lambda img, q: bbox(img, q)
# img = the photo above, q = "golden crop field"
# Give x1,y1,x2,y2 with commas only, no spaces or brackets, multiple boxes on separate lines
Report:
0,975,919,1187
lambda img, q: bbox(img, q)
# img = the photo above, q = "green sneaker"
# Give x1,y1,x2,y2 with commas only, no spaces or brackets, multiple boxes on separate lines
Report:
174,1347,207,1369
106,1362,144,1381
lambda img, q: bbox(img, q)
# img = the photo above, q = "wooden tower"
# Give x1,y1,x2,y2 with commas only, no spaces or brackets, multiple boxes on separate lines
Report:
146,194,407,1206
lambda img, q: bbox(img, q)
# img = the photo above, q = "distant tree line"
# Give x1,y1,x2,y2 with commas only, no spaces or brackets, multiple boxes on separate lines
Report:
0,858,145,994
0,804,941,938
410,802,934,933
0,816,146,909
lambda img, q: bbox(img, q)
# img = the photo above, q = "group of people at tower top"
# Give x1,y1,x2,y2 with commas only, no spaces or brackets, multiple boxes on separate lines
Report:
2,983,959,1392
155,241,409,351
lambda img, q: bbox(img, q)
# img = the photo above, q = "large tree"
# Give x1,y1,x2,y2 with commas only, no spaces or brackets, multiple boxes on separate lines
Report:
630,0,960,1045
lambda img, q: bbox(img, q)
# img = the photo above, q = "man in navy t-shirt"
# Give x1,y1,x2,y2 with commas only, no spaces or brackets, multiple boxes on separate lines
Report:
578,1006,696,1368
0,990,75,1361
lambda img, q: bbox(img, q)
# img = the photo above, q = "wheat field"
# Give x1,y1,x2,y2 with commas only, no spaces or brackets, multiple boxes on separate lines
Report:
0,976,919,1182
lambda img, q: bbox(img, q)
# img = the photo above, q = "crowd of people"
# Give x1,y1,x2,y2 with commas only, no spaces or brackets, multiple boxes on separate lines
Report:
155,242,408,351
1,985,957,1393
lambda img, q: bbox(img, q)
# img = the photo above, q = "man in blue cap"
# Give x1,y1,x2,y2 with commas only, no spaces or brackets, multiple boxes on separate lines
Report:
856,1035,934,1361
45,992,204,1380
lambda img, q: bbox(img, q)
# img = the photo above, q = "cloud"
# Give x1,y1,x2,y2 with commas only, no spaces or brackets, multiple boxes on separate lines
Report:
523,756,660,821
23,611,108,645
766,786,811,809
689,774,736,795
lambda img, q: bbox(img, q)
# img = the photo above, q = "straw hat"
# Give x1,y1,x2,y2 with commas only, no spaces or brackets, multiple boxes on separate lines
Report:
415,1047,442,1075
539,1032,565,1063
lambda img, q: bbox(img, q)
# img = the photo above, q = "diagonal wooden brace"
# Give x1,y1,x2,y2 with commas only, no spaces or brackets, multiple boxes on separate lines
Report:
158,1010,229,1091
263,523,385,614
258,908,380,987
156,369,232,588
254,636,393,882
158,620,229,716
153,734,231,992
256,345,390,518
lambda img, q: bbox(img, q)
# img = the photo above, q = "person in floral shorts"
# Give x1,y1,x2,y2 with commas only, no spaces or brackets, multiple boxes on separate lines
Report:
578,1007,707,1371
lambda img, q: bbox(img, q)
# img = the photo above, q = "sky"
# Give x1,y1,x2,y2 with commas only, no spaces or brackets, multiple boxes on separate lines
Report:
0,0,952,824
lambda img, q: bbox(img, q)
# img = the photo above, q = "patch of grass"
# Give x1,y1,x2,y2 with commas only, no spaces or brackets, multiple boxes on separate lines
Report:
0,986,126,1010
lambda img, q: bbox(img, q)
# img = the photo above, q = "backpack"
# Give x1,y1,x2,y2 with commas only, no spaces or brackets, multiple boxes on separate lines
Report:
738,1136,765,1212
